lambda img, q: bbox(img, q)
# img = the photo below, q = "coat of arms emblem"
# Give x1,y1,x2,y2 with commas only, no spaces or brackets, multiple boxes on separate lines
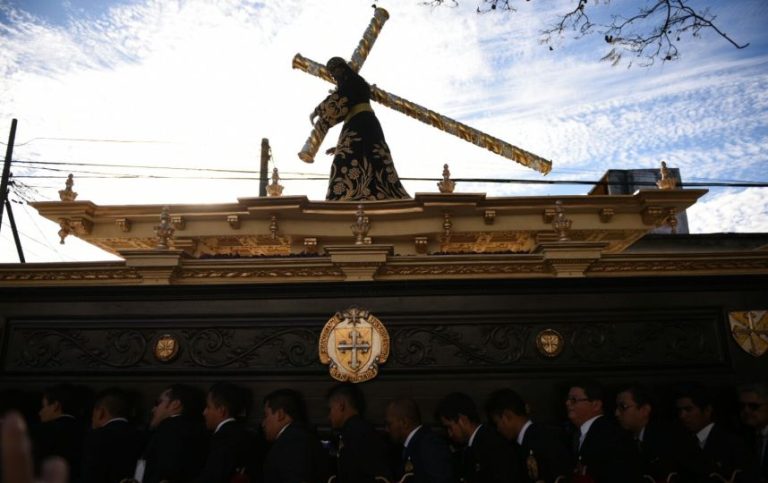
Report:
729,310,768,357
319,306,390,383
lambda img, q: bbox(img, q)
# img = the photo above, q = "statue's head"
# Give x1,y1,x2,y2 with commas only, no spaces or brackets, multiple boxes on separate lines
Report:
326,57,350,82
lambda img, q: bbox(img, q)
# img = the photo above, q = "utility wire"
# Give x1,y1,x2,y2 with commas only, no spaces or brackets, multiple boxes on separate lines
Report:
10,174,768,188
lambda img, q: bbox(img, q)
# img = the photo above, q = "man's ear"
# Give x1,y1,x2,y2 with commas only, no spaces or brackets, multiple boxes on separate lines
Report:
169,399,183,412
276,408,287,422
51,400,63,414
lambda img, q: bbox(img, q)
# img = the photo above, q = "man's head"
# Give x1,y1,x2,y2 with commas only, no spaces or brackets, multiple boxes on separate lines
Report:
566,381,605,427
484,388,529,441
326,383,365,430
150,384,203,429
40,385,78,423
203,382,246,431
674,383,713,433
385,398,421,445
326,57,350,83
262,389,306,442
738,382,768,431
91,388,131,429
435,392,480,445
615,385,653,435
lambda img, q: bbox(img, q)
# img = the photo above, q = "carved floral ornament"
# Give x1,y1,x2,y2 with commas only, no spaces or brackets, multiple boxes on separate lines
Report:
319,306,390,383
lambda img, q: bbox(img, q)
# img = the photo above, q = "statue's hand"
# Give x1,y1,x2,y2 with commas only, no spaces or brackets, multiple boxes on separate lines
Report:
310,111,318,125
325,147,336,156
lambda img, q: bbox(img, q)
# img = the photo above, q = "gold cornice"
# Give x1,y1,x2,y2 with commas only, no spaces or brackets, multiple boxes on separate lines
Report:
1,249,767,286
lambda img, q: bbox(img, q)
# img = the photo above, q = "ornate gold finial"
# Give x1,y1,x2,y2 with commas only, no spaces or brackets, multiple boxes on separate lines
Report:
267,167,284,197
270,215,279,240
58,174,78,201
665,207,678,234
351,204,371,245
437,163,456,194
154,206,175,249
552,201,572,241
656,161,677,190
58,218,71,244
442,211,453,242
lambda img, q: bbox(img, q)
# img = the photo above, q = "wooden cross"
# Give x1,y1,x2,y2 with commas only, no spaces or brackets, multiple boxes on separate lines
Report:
293,7,552,175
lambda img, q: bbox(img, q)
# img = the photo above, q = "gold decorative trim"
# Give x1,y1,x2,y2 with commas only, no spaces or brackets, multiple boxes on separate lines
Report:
0,269,141,282
536,329,564,358
318,307,390,383
590,258,768,274
414,236,428,254
379,262,549,277
177,267,344,280
154,334,180,362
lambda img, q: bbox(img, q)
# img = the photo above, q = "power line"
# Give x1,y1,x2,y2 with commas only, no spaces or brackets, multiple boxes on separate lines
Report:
10,174,768,188
0,137,174,147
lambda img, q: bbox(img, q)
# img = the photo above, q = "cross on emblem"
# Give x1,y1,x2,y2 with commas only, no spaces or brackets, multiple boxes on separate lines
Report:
337,328,371,370
292,7,552,174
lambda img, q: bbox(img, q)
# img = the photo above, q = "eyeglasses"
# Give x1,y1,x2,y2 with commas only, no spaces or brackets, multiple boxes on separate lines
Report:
615,403,637,412
739,402,768,411
565,397,591,404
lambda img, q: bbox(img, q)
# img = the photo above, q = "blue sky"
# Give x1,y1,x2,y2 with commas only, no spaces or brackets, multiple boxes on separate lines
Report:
0,0,767,262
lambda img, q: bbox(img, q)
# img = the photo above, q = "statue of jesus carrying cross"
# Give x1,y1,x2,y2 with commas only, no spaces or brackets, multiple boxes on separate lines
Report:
294,7,552,202
310,56,410,201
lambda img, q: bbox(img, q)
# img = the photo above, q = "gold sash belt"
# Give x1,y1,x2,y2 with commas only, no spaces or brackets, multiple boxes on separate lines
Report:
344,103,374,123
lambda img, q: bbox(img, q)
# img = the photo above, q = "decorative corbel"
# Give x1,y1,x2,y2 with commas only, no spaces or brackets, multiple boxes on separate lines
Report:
598,208,614,223
642,206,665,226
414,236,428,254
484,209,496,225
70,218,93,236
227,215,241,230
171,215,186,231
442,211,453,242
304,237,318,255
116,218,132,233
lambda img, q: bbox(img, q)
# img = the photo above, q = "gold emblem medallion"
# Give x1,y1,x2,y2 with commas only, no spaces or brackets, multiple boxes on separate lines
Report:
535,329,564,358
319,306,390,383
728,310,768,357
154,334,180,362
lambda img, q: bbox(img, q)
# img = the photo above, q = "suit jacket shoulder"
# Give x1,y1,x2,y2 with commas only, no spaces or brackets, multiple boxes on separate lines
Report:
404,426,454,483
522,422,573,483
465,424,522,483
82,420,143,483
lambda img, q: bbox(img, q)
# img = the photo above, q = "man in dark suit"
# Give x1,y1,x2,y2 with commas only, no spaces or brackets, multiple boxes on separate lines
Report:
327,382,392,483
739,383,768,483
435,391,522,483
676,383,757,482
485,388,572,483
140,384,209,483
262,388,330,483
566,381,642,483
614,384,707,483
384,397,454,483
81,387,143,483
196,382,261,483
33,384,86,482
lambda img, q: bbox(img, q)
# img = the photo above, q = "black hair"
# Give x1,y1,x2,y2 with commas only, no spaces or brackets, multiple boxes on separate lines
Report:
485,388,527,419
620,384,655,409
674,383,713,410
387,397,422,426
208,382,247,418
570,380,606,404
94,387,131,419
42,384,79,415
435,392,480,424
166,384,205,416
326,382,366,416
264,388,308,424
